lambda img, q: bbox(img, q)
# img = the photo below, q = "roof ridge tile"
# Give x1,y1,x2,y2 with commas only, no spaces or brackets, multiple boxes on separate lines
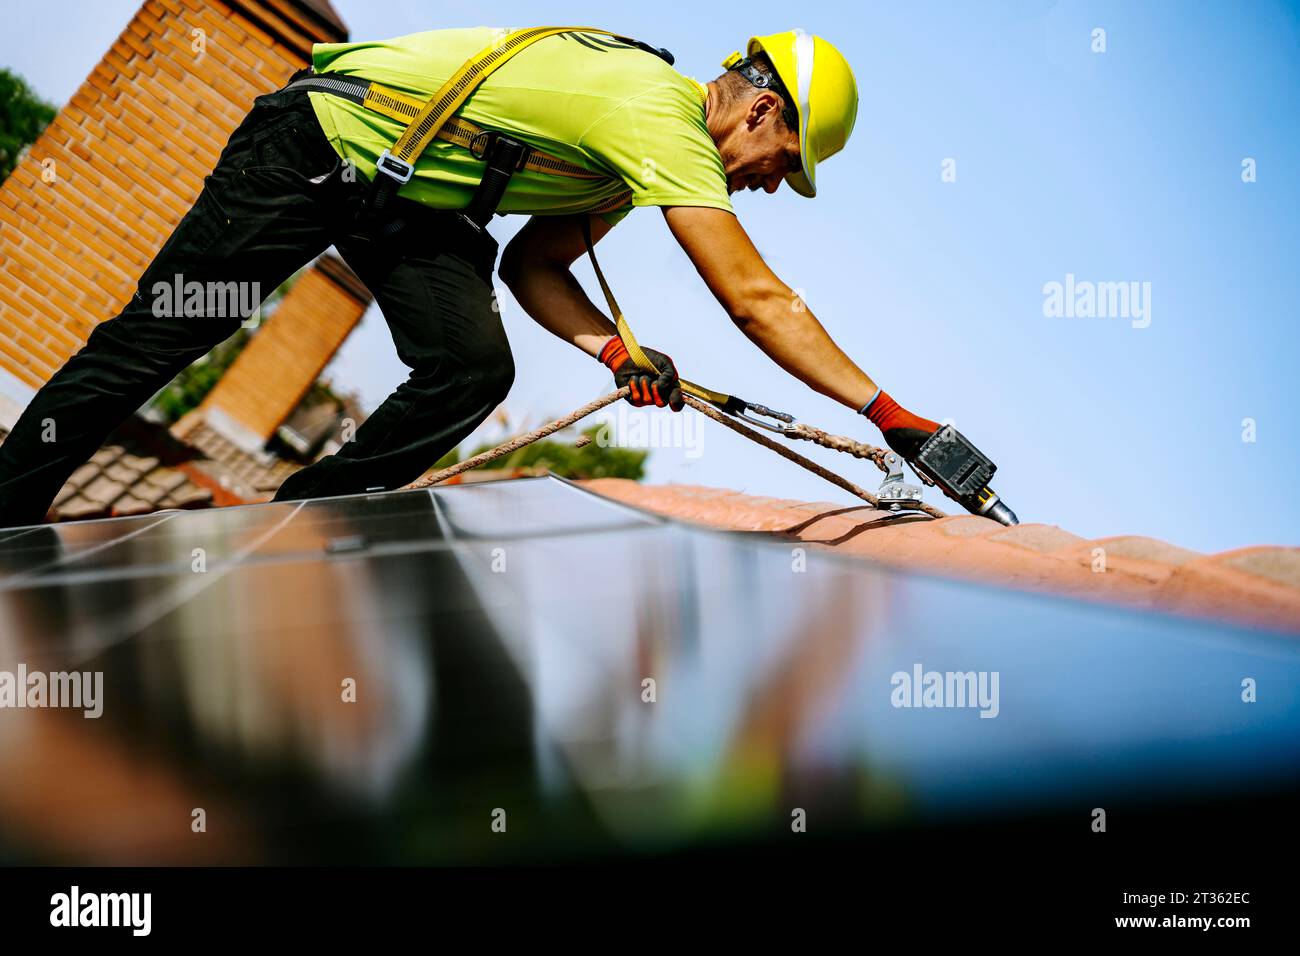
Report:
579,478,1300,633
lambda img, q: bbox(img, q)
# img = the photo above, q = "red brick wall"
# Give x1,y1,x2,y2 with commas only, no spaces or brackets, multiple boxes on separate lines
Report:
0,0,346,390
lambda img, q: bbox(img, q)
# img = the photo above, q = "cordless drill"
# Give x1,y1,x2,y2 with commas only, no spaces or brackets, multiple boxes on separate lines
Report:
910,425,1019,525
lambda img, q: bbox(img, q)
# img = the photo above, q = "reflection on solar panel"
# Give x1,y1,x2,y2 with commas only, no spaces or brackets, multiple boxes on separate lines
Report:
0,476,1296,864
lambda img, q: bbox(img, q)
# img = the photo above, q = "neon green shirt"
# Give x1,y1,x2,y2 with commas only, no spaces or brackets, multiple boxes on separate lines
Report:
307,27,733,226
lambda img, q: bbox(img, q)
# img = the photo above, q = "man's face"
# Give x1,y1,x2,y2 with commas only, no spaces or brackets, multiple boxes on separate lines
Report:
717,92,802,196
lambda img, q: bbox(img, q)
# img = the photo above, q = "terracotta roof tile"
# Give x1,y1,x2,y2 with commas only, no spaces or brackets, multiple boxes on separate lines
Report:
581,479,1300,634
51,483,79,508
254,472,291,493
104,462,141,484
111,495,155,517
118,453,160,473
66,463,99,488
1090,535,1200,565
939,516,1001,539
55,497,109,521
89,447,122,467
130,480,169,506
1223,548,1300,589
81,475,126,505
0,420,216,524
173,419,303,502
987,524,1085,553
158,486,214,509
144,469,187,492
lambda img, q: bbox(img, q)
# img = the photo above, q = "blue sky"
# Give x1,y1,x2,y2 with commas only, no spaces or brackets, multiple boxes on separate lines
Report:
4,1,1298,552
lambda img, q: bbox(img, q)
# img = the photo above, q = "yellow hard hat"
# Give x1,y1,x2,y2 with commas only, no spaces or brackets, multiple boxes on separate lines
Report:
722,30,859,198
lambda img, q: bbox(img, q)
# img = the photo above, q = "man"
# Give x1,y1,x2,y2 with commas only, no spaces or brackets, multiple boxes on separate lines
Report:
0,26,941,528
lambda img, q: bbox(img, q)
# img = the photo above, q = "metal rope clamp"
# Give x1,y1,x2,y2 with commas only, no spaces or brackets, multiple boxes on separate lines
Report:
716,396,798,433
874,452,929,516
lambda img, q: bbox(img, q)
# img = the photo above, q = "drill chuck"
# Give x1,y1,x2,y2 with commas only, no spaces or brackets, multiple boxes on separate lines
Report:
979,495,1020,527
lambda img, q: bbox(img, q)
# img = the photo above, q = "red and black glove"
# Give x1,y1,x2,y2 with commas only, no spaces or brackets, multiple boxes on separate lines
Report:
862,390,940,460
599,336,685,411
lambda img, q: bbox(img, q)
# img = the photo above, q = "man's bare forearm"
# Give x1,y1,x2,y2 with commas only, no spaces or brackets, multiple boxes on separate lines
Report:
735,285,878,411
499,214,623,359
503,260,614,359
661,205,878,411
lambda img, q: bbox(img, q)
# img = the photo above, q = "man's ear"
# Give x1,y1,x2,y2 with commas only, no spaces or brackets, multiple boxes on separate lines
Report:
746,90,783,131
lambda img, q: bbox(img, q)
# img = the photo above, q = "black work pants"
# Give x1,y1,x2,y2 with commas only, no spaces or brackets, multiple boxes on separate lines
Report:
0,85,513,528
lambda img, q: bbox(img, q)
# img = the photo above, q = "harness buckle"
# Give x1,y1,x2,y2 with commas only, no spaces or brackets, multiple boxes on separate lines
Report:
375,149,414,185
468,130,495,161
468,129,533,170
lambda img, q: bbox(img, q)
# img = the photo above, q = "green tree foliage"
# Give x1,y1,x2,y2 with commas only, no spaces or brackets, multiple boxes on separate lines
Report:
148,328,252,424
429,445,461,471
0,68,57,183
464,425,647,480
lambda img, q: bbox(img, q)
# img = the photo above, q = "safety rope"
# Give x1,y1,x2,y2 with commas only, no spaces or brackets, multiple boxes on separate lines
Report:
684,397,947,519
405,388,948,521
783,423,890,468
408,389,628,489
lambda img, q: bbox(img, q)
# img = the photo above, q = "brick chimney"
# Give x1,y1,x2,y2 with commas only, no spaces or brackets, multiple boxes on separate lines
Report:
0,0,348,425
179,253,372,451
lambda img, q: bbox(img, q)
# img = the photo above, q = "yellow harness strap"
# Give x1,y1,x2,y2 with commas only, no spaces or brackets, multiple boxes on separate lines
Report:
580,219,734,408
383,28,603,171
361,84,601,179
363,27,635,210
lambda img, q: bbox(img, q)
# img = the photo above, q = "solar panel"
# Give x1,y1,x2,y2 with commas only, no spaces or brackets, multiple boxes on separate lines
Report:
0,476,1296,864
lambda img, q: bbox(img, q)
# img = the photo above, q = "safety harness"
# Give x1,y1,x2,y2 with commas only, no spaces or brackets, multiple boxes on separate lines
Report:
286,25,793,429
